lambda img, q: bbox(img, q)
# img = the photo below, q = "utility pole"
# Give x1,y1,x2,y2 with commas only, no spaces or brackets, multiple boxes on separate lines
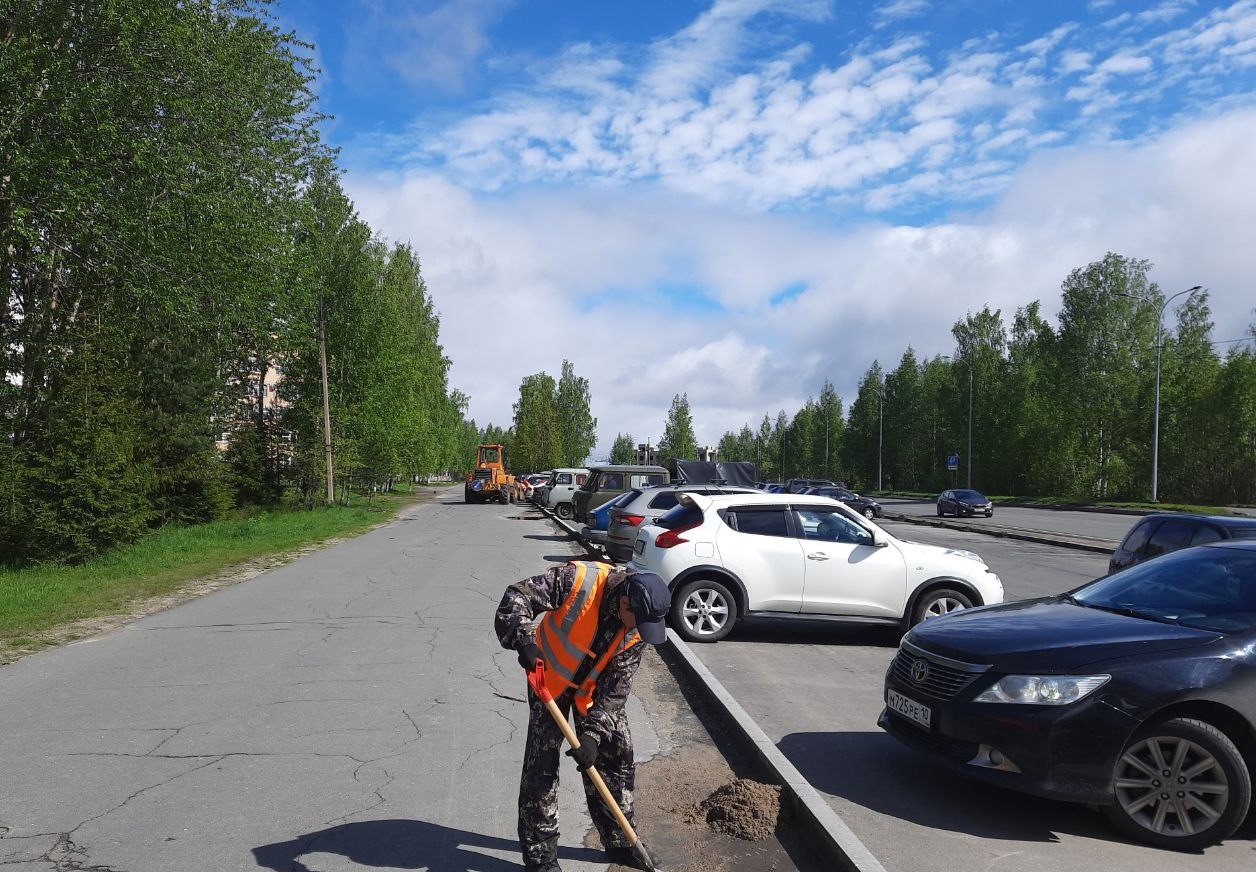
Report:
318,308,335,505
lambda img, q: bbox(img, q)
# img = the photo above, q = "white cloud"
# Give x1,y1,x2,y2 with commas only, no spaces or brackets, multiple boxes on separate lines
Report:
873,0,931,28
344,0,514,92
346,109,1256,456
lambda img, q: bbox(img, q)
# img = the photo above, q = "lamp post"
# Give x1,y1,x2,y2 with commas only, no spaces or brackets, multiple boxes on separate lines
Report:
877,387,884,491
942,356,974,489
1122,285,1202,502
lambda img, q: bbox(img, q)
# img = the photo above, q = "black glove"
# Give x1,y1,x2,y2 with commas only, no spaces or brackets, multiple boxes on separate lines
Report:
565,733,599,771
517,642,543,672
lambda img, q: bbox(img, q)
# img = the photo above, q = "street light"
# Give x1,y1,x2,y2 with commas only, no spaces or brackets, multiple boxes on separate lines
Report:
1121,285,1202,502
877,385,885,491
942,356,974,489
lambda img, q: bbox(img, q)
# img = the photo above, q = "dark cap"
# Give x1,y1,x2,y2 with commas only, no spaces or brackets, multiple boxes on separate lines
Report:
626,571,672,645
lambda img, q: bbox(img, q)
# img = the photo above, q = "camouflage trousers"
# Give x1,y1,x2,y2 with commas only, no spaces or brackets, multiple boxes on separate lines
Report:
518,688,635,869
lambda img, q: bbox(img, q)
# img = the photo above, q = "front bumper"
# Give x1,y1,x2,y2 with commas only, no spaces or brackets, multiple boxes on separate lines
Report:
880,667,1134,805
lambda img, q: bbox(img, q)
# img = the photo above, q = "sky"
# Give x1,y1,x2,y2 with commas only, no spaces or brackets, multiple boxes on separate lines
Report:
274,0,1256,460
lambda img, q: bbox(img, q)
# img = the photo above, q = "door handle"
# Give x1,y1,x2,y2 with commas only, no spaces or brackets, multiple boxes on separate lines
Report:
807,552,830,561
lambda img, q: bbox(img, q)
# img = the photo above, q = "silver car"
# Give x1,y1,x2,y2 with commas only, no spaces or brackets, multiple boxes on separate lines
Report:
604,483,757,562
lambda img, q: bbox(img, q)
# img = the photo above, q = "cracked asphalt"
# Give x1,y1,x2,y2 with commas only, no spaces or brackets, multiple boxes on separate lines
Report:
0,492,668,871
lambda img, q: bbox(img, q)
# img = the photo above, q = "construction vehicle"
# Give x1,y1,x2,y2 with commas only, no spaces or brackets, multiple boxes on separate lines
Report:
465,444,515,503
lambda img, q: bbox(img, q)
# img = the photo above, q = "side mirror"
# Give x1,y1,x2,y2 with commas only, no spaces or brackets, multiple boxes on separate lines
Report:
872,529,889,547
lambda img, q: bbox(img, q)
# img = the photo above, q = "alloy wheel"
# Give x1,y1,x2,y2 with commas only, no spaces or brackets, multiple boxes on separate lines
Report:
1113,735,1229,839
923,596,966,618
680,588,729,637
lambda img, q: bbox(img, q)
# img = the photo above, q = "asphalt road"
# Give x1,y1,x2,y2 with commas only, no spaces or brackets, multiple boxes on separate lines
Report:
683,516,1256,872
880,496,1138,547
0,493,666,872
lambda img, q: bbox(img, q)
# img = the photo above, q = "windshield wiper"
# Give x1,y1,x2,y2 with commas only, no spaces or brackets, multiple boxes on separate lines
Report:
1083,602,1179,624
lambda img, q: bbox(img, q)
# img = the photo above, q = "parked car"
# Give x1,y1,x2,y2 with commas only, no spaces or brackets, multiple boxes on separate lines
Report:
937,489,994,517
880,540,1256,851
539,468,588,518
628,492,1002,643
785,477,840,493
579,491,636,548
516,472,550,502
808,486,882,519
573,464,669,524
1109,512,1256,573
604,483,758,563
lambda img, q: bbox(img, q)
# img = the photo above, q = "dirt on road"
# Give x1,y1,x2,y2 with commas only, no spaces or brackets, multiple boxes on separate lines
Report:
609,646,823,872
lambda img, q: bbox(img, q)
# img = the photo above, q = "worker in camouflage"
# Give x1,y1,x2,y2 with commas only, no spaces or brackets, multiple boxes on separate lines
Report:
496,561,671,872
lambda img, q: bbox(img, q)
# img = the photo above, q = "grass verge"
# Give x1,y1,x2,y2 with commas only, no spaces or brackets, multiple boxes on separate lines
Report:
0,489,428,651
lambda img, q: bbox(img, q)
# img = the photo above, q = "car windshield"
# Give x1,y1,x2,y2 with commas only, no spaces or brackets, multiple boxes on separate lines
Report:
954,490,985,500
1074,545,1256,632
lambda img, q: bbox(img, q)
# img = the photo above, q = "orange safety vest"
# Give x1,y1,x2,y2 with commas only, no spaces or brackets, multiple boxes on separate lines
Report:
535,561,642,715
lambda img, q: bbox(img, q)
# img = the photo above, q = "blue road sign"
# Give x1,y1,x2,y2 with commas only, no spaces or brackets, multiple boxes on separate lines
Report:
946,453,959,471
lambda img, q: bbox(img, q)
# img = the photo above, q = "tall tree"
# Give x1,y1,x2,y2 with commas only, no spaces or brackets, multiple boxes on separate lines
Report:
609,433,636,464
658,394,697,464
554,360,597,467
512,373,560,472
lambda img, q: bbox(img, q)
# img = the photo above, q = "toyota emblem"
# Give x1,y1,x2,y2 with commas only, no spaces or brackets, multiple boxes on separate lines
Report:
910,659,930,684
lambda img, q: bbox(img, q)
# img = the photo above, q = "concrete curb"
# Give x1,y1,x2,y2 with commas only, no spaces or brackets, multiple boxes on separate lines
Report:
884,512,1116,554
660,633,888,872
531,499,887,871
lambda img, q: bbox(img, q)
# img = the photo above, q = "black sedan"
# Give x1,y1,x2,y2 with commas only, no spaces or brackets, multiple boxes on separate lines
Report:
937,488,993,517
808,486,882,519
880,540,1256,850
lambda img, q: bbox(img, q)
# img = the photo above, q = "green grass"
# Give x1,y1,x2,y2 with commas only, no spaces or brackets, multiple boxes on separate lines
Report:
0,491,422,647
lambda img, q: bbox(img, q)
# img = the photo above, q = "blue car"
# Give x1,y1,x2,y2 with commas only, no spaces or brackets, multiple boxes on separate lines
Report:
580,491,635,547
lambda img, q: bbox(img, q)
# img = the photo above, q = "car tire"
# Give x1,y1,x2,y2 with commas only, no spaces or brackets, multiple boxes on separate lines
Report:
863,506,876,519
936,505,945,516
1103,717,1251,851
671,577,738,643
555,503,573,520
910,587,973,625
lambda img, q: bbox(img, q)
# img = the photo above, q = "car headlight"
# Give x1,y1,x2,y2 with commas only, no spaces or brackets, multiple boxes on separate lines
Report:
944,548,984,564
975,675,1109,705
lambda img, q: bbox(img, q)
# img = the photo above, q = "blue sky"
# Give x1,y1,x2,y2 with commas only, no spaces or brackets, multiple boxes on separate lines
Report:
274,0,1256,457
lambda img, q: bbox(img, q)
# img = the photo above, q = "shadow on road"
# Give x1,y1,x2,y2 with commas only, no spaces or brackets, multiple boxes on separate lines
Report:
522,533,571,542
727,622,903,648
252,818,604,871
778,730,1116,844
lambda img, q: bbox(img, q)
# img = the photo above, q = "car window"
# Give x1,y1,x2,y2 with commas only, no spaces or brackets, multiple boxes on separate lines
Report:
795,509,874,545
727,508,790,537
647,492,679,510
600,472,624,490
1118,519,1155,554
1231,527,1256,540
576,473,587,485
633,473,666,487
1076,546,1256,631
655,504,702,530
554,473,572,485
1145,520,1194,557
1191,525,1224,546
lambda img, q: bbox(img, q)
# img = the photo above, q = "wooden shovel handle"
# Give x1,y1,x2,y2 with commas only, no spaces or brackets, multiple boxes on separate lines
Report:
540,695,641,847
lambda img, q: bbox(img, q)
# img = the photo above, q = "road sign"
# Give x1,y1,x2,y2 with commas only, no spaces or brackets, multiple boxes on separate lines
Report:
946,453,959,471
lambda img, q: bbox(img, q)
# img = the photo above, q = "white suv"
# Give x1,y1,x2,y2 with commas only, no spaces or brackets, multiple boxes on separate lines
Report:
629,492,1003,643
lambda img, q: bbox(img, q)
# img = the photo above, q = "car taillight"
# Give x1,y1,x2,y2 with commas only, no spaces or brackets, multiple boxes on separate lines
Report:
654,522,699,549
622,514,645,527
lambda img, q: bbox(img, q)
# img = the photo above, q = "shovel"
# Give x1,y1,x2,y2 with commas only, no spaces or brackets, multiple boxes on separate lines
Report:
526,660,662,872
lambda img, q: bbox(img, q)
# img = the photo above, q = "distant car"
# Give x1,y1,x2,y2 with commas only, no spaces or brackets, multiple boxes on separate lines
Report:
579,491,636,548
785,477,839,494
628,492,1002,642
810,486,882,519
516,472,550,502
937,489,993,518
1109,512,1256,573
604,483,757,563
881,540,1256,851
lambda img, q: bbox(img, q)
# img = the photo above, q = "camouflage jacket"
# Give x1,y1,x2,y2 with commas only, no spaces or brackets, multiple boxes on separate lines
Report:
495,563,643,744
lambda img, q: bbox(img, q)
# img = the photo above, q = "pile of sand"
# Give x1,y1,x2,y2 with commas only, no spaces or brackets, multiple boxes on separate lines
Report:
685,778,783,841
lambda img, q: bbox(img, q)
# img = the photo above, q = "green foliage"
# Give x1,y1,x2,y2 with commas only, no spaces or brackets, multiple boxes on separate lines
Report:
609,433,637,464
511,373,561,472
555,360,597,466
659,393,697,463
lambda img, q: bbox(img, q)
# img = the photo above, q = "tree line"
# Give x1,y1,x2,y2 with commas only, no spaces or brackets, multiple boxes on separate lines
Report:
2,1,477,563
705,254,1255,504
477,361,598,473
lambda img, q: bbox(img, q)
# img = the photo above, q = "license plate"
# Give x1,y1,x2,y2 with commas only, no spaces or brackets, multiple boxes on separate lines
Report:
887,688,932,730
633,538,645,556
